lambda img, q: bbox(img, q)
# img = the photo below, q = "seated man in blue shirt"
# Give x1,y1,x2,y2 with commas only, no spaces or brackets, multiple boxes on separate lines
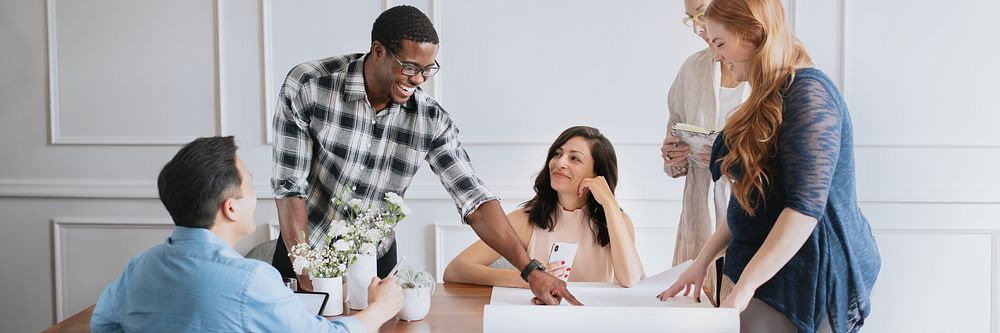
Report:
91,136,403,332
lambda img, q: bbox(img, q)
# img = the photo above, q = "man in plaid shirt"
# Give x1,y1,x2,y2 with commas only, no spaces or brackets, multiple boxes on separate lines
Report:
270,6,578,305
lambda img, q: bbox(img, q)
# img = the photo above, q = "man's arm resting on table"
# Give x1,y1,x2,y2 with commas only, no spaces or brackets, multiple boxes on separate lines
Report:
465,200,582,305
275,197,313,290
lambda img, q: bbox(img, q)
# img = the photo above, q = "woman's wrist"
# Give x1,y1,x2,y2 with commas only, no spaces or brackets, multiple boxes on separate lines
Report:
731,279,759,296
507,270,530,288
693,254,715,270
605,202,622,215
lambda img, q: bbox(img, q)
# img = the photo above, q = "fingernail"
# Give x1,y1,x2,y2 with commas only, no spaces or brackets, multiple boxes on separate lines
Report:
564,274,568,278
561,261,565,265
566,268,571,271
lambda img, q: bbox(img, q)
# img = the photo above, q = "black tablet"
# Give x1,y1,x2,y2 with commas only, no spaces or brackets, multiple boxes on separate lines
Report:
294,291,330,316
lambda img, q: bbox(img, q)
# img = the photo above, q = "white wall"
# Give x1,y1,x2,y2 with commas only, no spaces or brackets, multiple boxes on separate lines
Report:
0,0,997,332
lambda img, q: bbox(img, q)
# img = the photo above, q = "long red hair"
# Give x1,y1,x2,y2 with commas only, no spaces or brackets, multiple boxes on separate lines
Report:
705,0,812,215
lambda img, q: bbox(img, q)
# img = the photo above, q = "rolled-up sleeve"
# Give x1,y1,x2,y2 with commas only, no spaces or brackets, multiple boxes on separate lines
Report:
271,67,314,198
425,110,498,221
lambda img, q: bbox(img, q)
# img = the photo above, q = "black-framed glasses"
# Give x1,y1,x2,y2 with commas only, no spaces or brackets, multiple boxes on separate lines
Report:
386,49,441,78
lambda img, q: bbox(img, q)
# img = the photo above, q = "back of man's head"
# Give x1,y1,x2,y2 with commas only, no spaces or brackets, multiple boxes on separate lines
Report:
157,136,240,229
371,5,439,53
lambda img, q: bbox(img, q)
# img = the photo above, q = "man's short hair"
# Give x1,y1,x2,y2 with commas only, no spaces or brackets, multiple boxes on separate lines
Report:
157,136,241,229
371,5,439,53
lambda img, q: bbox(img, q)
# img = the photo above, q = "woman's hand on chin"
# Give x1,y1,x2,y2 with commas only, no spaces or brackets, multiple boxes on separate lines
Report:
578,176,617,209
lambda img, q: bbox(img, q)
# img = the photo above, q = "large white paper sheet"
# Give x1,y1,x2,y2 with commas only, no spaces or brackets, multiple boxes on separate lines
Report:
484,261,739,332
484,305,739,333
490,260,710,307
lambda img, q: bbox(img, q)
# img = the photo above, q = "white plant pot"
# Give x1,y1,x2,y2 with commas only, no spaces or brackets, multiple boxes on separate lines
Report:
311,276,343,316
399,287,432,321
348,253,377,310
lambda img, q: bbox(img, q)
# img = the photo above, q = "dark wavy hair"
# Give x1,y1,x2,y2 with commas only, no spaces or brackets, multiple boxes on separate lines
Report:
522,126,619,247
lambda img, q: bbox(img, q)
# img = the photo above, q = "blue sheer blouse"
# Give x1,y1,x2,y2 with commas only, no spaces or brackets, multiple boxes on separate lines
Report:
710,68,881,333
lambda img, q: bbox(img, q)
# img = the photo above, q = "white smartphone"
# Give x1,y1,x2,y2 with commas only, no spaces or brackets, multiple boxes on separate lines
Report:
547,242,578,282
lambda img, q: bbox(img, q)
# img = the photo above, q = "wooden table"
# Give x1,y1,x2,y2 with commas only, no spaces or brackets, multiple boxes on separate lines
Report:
43,283,492,333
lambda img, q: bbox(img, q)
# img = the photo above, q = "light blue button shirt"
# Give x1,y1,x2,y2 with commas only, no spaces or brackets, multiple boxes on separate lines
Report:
91,226,364,333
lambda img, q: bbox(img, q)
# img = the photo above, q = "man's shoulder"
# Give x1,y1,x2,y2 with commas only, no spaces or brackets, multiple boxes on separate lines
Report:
284,53,365,87
127,243,167,266
159,239,271,275
211,250,280,275
409,89,450,121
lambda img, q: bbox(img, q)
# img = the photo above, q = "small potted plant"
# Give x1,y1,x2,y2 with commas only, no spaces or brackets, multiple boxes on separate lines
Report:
395,266,435,321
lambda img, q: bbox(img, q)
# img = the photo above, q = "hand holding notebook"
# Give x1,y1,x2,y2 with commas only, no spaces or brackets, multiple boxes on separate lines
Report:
670,123,719,168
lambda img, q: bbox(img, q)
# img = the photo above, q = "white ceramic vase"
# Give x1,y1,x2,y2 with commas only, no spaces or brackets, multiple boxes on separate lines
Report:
348,253,377,310
311,276,344,316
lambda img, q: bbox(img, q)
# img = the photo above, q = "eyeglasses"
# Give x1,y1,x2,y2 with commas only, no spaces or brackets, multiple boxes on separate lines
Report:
386,49,441,78
682,12,706,28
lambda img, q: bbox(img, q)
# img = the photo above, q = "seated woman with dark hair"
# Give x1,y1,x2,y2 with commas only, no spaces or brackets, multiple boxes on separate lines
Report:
444,126,644,288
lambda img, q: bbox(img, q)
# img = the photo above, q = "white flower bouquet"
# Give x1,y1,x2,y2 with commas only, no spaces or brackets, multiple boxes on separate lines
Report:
289,188,411,278
289,226,356,279
334,189,411,256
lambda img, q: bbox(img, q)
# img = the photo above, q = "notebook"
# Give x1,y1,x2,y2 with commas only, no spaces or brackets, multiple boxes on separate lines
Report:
670,123,720,168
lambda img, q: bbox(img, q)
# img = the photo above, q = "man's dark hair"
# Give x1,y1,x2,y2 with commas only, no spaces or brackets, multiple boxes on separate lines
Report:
157,136,241,229
371,5,439,53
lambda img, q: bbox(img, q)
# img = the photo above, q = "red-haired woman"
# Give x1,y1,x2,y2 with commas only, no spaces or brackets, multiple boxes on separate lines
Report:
657,0,880,332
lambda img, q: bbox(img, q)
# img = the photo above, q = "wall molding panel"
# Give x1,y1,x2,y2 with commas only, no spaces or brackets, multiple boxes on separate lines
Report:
51,218,174,321
837,0,1000,148
869,228,998,332
46,0,222,145
259,0,275,144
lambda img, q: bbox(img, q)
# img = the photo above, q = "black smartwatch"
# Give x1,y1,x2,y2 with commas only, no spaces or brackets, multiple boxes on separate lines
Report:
520,259,545,282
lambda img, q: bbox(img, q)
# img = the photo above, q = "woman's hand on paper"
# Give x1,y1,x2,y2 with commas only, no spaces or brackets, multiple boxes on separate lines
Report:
662,136,691,167
656,263,708,302
527,270,584,306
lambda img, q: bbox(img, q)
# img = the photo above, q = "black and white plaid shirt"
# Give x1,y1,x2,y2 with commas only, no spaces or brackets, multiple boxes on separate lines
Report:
271,53,497,256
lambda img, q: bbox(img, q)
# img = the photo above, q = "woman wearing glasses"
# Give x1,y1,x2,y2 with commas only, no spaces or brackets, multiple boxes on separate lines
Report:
661,0,749,303
658,0,880,332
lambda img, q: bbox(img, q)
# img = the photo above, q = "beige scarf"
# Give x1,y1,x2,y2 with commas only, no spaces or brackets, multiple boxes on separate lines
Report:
665,47,749,302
